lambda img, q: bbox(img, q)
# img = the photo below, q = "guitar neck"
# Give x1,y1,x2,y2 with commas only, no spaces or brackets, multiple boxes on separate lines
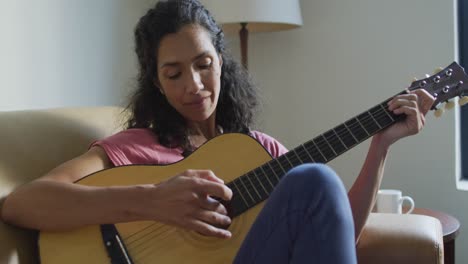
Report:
228,91,406,217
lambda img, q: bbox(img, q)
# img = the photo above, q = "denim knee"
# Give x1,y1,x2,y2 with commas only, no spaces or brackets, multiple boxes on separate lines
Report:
281,164,346,196
278,164,352,218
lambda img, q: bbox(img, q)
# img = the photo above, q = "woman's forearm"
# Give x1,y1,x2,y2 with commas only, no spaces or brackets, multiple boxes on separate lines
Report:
348,134,390,241
1,179,149,231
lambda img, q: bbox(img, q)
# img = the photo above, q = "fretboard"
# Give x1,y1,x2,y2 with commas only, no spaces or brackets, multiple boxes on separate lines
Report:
227,92,405,217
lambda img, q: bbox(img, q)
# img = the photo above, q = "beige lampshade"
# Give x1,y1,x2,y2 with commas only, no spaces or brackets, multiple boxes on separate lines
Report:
200,0,303,34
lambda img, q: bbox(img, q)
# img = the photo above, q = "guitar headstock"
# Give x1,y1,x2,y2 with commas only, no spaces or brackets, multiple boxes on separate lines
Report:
408,62,468,117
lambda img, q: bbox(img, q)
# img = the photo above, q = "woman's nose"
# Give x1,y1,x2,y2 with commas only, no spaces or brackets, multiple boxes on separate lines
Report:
185,70,204,94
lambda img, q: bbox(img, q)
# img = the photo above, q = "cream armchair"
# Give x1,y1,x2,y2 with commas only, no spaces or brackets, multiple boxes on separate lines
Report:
0,107,444,264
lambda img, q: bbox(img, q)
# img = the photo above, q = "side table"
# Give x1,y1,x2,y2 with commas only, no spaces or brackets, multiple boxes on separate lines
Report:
410,208,460,264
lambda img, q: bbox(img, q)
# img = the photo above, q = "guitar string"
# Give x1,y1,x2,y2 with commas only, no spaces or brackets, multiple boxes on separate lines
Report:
123,187,247,248
123,187,247,246
285,106,393,165
280,105,393,163
192,95,415,227
132,226,180,262
118,103,396,252
284,104,394,166
183,104,389,210
177,106,393,225
125,224,170,247
265,111,390,186
123,190,248,251
124,222,166,243
204,106,393,210
129,225,176,259
128,227,172,258
130,225,212,263
234,106,395,203
252,108,392,190
127,227,172,252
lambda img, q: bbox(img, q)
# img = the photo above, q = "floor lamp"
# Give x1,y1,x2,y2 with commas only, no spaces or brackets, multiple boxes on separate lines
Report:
200,0,303,69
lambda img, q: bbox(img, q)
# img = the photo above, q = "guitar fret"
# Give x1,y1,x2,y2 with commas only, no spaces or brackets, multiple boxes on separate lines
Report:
246,173,262,200
332,128,349,151
317,137,335,160
370,105,390,128
297,147,312,162
232,179,249,207
271,159,286,175
324,130,346,155
346,119,367,141
253,169,270,195
306,141,326,163
380,104,395,121
283,154,294,168
312,139,328,162
227,91,424,218
322,134,337,156
377,104,395,127
293,149,304,163
239,176,255,204
343,122,359,142
260,165,277,188
301,144,316,162
355,117,370,136
358,112,380,134
290,151,301,164
368,110,382,129
336,124,357,148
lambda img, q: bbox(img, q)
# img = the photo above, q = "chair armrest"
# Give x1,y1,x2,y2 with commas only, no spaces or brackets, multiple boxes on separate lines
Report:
357,213,444,264
0,219,38,264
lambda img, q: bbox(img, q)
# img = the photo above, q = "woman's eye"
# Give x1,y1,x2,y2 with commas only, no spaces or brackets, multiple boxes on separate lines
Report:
168,73,181,80
198,62,212,69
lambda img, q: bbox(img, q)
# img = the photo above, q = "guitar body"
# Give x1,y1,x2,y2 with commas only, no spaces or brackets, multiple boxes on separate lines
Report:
39,133,273,264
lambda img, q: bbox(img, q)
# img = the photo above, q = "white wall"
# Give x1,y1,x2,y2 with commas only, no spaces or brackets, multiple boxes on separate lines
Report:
0,0,153,111
231,0,466,262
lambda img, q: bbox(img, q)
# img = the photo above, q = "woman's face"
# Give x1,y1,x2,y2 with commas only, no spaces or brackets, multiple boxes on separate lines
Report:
157,24,222,123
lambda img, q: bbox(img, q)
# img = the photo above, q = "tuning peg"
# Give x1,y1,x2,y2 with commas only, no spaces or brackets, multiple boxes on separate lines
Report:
434,67,443,74
425,74,431,78
445,100,455,110
459,96,468,106
434,107,444,118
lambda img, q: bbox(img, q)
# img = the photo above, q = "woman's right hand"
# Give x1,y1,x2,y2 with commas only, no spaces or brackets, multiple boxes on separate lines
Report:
145,170,233,239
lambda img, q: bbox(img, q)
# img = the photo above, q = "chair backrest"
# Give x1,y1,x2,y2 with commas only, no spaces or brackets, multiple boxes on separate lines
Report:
0,106,124,264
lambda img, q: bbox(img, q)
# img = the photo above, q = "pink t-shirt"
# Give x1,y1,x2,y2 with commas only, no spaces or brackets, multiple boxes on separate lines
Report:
91,128,288,166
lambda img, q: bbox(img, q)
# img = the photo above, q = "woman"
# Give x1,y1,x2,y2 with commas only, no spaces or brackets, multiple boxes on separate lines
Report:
1,0,435,263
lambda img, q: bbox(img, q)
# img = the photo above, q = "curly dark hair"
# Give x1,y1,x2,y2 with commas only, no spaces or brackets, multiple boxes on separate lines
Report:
126,0,259,154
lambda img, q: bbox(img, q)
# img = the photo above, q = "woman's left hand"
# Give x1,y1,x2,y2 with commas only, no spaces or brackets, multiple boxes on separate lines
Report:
377,89,435,147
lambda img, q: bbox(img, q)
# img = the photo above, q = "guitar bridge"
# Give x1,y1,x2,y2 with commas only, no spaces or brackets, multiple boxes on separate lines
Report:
101,224,134,264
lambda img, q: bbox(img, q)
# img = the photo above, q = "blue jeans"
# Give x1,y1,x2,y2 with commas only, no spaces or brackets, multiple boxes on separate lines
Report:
234,164,357,264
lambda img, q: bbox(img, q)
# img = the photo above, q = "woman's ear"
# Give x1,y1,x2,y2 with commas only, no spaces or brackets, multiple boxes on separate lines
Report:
218,54,223,68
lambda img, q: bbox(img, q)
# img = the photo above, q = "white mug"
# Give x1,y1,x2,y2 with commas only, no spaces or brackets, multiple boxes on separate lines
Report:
375,189,414,214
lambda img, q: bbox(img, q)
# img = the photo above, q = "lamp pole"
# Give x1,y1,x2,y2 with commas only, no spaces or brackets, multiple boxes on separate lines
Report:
240,22,248,69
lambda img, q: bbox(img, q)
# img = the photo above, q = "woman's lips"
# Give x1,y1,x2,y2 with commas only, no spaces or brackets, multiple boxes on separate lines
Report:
185,97,207,107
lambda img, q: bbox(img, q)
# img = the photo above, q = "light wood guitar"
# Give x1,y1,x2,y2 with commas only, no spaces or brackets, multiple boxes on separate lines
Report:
39,62,468,263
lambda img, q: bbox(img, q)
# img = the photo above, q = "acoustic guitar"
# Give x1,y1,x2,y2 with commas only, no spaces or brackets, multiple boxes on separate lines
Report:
39,62,468,263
